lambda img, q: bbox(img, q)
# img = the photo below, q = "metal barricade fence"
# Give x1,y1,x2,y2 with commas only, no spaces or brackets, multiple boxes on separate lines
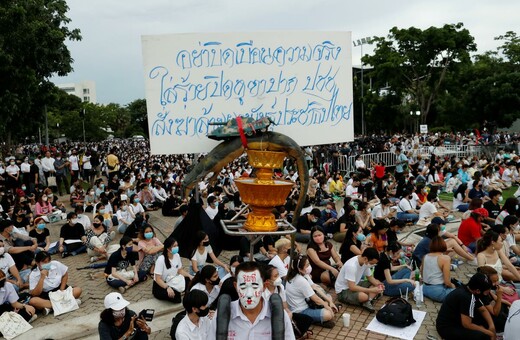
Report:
337,145,483,174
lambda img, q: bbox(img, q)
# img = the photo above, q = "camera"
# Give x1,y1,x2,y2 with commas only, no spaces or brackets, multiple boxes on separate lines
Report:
139,309,155,322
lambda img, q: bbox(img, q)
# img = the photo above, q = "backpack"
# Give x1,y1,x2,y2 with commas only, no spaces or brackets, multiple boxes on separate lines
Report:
376,297,416,328
169,310,187,340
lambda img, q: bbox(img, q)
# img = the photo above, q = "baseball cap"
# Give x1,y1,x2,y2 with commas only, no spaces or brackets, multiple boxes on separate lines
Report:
473,208,489,218
467,272,492,292
104,292,130,310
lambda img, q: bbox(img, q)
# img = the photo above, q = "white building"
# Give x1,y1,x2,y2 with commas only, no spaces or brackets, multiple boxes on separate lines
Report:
56,80,97,103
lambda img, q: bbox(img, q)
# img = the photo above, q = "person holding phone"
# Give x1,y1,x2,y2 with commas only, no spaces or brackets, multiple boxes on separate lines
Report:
99,292,151,340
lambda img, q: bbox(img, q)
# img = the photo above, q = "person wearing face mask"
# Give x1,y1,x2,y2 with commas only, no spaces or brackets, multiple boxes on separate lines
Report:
86,215,115,263
53,153,70,196
175,289,211,340
129,193,145,217
4,158,20,190
0,270,37,323
29,217,51,252
307,226,343,287
339,224,367,263
28,251,82,315
0,220,37,271
335,247,383,313
483,190,502,225
396,189,420,224
105,236,148,294
99,292,150,340
436,272,495,340
263,265,313,339
295,208,321,243
210,261,295,339
50,212,87,258
116,201,133,234
35,193,54,217
190,231,229,278
187,265,221,309
137,225,163,274
74,205,91,230
0,240,30,293
285,254,337,328
152,237,191,303
373,242,415,298
269,238,292,280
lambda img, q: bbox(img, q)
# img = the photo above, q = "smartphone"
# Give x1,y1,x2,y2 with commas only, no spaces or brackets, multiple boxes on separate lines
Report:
139,309,155,322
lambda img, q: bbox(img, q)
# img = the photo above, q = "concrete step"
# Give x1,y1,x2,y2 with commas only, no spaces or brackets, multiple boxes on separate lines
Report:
17,299,183,340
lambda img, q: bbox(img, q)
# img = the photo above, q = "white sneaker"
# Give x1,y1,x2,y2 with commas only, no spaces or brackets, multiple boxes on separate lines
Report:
468,258,478,266
28,314,38,323
90,256,99,263
43,307,52,316
76,299,82,306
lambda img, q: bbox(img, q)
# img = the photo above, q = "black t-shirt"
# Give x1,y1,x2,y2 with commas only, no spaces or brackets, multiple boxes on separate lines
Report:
98,309,137,339
373,252,391,282
59,223,85,240
436,286,484,328
296,213,317,233
29,228,50,244
339,238,362,263
105,249,138,275
13,217,30,231
386,229,398,246
483,201,501,219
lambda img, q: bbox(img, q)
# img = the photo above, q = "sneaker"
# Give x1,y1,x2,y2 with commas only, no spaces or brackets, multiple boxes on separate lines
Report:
362,300,376,313
118,286,127,294
43,307,52,316
76,299,82,306
321,320,336,328
90,256,99,263
61,252,70,258
28,314,38,323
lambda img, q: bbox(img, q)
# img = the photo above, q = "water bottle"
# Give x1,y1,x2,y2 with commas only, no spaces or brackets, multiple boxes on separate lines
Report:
414,281,423,308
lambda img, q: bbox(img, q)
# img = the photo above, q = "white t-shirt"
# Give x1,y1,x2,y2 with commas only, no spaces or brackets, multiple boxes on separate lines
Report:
0,253,16,276
190,282,220,307
175,314,211,340
504,300,520,339
29,260,68,292
76,214,91,230
452,193,465,209
263,285,287,303
205,206,218,220
129,203,145,216
419,201,437,220
154,254,182,281
398,198,414,213
285,274,315,313
191,246,212,267
0,282,18,305
68,155,79,171
82,155,92,170
345,185,360,199
335,255,371,294
268,255,290,278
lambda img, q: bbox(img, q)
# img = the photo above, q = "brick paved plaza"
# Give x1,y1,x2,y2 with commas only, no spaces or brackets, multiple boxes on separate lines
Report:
16,197,473,340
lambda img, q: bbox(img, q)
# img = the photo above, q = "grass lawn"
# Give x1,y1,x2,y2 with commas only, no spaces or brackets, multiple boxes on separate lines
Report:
438,185,518,202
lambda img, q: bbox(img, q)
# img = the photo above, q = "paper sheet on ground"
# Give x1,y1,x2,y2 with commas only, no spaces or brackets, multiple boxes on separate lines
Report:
366,309,426,340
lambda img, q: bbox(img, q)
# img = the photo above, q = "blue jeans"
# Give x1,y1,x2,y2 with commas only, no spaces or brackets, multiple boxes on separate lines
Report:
300,307,325,323
383,268,415,297
48,242,87,256
422,283,454,302
397,212,419,223
456,204,469,212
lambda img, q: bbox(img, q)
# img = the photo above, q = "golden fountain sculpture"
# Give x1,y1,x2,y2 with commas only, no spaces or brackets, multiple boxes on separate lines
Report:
234,149,294,232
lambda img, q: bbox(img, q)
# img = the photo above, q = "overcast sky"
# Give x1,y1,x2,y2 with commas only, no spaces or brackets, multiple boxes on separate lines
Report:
51,0,520,105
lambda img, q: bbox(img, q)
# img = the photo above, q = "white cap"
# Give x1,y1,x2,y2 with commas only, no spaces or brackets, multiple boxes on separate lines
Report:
104,292,130,310
120,194,128,201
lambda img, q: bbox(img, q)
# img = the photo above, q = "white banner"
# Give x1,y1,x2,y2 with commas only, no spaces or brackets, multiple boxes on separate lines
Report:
142,31,354,155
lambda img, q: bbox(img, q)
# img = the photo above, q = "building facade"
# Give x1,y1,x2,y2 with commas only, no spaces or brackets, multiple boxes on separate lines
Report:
56,80,97,103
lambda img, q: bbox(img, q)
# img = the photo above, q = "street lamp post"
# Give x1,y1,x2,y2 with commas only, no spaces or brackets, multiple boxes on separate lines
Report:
353,36,374,137
410,110,420,133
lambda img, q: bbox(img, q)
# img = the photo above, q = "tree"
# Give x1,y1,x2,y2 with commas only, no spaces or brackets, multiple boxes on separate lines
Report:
363,23,476,125
126,99,149,137
0,0,81,144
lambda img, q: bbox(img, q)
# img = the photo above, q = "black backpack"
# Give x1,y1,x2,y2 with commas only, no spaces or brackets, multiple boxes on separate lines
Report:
376,297,416,328
169,310,187,340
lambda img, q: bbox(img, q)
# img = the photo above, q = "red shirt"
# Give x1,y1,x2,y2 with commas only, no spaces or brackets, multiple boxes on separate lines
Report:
458,217,482,246
374,165,385,179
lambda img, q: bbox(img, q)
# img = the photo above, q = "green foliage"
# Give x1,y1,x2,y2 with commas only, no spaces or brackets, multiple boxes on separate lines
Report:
364,23,476,126
0,0,81,144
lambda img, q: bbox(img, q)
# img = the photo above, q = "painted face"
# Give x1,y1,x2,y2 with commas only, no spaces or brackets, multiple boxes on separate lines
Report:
236,269,264,310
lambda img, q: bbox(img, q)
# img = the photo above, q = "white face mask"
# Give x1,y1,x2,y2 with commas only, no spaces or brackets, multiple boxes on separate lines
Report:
0,247,4,256
230,267,236,275
236,269,264,310
272,277,283,287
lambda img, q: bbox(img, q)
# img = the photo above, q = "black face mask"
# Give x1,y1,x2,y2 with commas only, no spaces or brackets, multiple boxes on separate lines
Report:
202,241,210,247
196,307,210,317
210,277,220,285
